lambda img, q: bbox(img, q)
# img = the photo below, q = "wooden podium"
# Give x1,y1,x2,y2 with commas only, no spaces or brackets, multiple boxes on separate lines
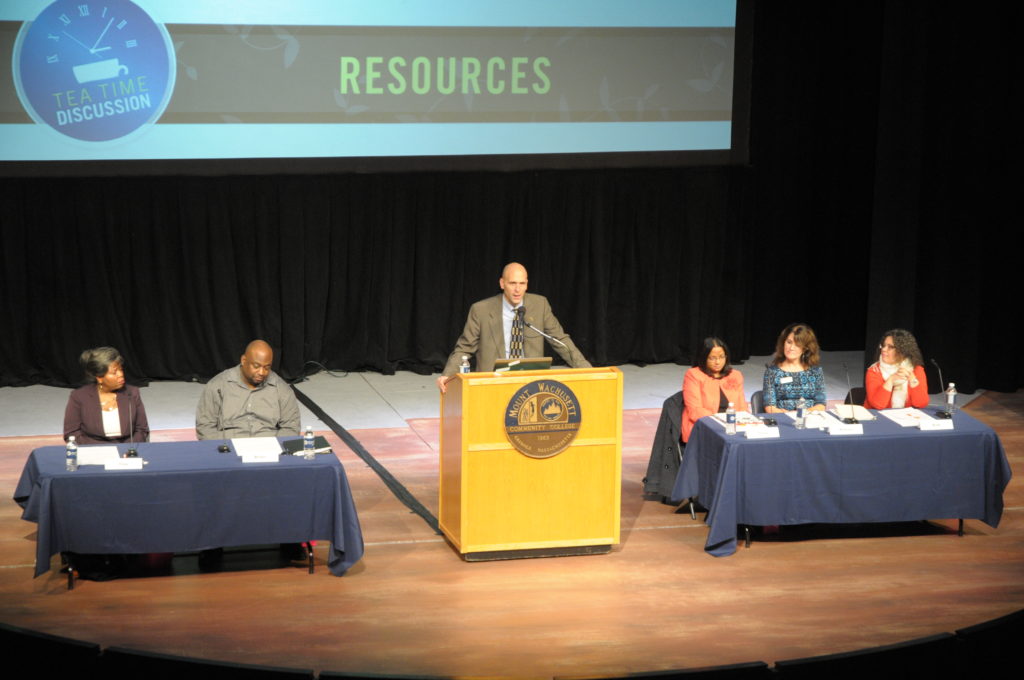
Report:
438,366,622,560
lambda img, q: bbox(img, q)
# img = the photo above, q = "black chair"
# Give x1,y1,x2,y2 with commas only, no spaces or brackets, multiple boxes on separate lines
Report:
643,391,684,501
642,391,700,519
844,386,866,405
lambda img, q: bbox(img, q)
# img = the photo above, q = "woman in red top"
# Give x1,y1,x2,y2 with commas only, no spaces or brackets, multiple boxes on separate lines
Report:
864,329,929,409
681,337,747,442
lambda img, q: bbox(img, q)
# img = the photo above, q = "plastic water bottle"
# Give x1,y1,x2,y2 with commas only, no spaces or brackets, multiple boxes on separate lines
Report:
725,402,736,435
945,383,958,416
459,355,471,374
303,425,316,460
65,436,78,471
794,397,806,429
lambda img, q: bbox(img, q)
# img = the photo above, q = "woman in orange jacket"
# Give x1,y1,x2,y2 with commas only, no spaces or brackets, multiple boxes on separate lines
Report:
681,337,747,442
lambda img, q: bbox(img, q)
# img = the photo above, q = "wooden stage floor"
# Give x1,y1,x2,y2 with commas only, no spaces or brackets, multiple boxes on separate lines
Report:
1,393,1022,678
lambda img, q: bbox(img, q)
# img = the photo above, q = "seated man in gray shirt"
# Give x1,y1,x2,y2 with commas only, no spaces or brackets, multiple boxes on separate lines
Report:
196,339,301,440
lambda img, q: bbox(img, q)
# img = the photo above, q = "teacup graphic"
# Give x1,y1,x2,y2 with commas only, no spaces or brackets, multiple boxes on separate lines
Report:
73,58,129,84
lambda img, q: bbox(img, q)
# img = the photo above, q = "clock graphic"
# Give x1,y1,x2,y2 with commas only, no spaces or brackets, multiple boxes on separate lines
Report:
12,0,176,143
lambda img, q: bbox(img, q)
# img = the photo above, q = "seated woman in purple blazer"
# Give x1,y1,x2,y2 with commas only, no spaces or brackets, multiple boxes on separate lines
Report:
63,347,149,445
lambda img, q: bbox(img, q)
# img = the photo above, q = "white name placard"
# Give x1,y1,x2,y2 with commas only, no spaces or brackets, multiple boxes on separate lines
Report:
919,418,954,431
104,458,145,470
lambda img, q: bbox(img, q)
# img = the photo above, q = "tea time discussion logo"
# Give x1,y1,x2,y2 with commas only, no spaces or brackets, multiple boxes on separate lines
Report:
12,0,176,142
504,379,582,459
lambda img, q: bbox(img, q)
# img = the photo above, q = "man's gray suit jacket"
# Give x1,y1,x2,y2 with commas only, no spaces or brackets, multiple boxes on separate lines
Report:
442,293,591,375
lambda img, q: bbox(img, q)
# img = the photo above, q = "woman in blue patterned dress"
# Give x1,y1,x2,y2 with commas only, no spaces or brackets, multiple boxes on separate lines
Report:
763,323,827,413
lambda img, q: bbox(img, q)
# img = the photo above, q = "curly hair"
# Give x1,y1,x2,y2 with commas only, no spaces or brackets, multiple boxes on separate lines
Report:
772,323,820,368
877,329,923,366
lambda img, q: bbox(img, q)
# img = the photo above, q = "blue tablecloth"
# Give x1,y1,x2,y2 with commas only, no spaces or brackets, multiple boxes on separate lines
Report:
670,410,1011,557
14,439,364,577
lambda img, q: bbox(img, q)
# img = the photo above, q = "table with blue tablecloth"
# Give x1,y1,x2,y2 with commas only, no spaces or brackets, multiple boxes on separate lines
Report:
670,410,1011,557
14,439,364,577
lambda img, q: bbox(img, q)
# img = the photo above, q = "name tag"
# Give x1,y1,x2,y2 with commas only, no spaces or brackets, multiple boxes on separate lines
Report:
919,419,954,431
827,422,864,436
240,451,280,463
104,458,145,470
780,376,793,384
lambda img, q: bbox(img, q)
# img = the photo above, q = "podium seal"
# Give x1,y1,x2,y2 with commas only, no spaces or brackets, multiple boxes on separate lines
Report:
504,380,582,459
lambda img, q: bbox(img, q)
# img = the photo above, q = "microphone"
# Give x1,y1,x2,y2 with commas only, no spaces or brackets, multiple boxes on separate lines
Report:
525,321,568,348
217,387,227,441
125,387,138,457
930,358,944,393
215,388,233,451
930,358,952,419
841,362,858,424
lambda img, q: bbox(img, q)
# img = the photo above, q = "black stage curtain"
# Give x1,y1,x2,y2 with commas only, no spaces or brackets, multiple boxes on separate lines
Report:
860,1,1021,394
1,2,1019,393
0,168,756,386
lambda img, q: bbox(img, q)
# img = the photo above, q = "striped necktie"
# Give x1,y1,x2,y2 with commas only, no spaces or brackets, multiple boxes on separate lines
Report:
510,307,525,358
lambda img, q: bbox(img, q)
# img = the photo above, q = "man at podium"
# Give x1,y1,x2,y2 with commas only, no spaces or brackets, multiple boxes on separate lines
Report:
436,262,591,392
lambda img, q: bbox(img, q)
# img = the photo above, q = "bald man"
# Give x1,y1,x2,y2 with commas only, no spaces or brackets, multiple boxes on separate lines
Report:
196,339,301,439
437,262,591,392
